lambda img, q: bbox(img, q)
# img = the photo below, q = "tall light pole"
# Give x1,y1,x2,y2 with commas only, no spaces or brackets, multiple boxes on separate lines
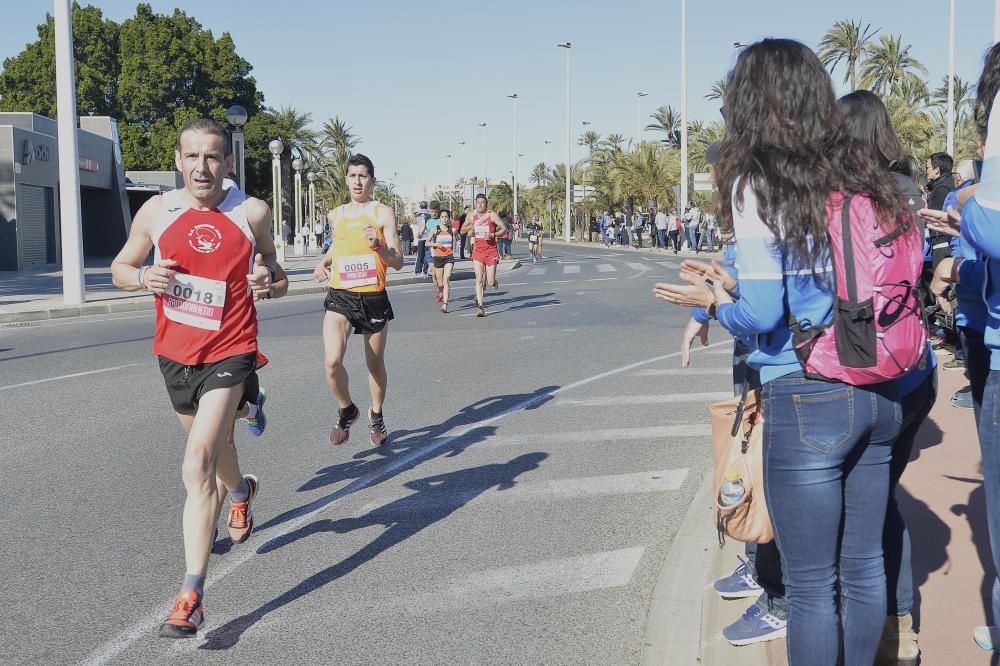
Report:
54,0,84,303
268,139,285,262
544,139,552,166
292,157,304,253
996,0,1000,41
679,0,688,216
508,93,519,219
582,121,592,233
478,122,487,195
558,41,572,242
636,92,648,146
948,0,956,157
458,140,467,206
445,153,454,210
307,171,317,250
226,104,248,190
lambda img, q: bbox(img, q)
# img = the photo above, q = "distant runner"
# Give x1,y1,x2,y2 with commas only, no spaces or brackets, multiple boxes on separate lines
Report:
460,193,508,317
429,209,456,312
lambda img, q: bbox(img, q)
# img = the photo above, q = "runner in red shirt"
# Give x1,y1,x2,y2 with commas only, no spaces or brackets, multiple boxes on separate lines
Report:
111,118,288,638
460,193,508,317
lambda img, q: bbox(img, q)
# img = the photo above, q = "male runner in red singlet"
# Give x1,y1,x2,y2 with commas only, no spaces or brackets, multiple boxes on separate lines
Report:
460,193,508,317
111,119,288,637
313,154,404,446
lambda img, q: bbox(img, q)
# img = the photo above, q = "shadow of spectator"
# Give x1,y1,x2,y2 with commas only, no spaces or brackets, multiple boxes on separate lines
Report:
949,475,999,641
896,482,951,629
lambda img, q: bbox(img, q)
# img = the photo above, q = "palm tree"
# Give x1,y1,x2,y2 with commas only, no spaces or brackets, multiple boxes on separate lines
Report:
645,105,681,148
529,163,549,186
704,79,727,102
609,143,679,212
597,133,628,158
932,75,974,113
817,19,879,91
860,35,928,96
578,130,600,155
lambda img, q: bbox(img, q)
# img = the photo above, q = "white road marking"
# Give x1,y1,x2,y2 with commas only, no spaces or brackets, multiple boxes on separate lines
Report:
401,548,645,613
355,468,689,516
80,340,729,666
38,312,155,327
597,264,616,272
0,364,140,392
527,267,547,276
587,277,617,282
627,262,648,271
563,265,581,274
634,367,732,377
543,280,571,284
554,392,731,407
492,424,712,446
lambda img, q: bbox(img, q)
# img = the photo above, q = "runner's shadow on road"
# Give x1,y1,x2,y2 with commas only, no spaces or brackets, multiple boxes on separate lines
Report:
251,387,559,536
454,291,555,306
199,452,547,651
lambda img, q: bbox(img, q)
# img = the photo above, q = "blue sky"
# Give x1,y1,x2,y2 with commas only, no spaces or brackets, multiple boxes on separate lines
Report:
1,1,998,199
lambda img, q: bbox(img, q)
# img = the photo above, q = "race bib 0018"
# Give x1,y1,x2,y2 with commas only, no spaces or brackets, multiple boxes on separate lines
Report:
474,222,490,239
163,273,227,330
337,253,378,288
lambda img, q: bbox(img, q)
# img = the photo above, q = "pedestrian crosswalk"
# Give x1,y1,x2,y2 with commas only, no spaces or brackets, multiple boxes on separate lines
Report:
520,259,678,279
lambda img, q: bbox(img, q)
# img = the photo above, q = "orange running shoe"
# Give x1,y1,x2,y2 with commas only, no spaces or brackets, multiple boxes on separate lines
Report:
159,588,204,638
227,474,258,544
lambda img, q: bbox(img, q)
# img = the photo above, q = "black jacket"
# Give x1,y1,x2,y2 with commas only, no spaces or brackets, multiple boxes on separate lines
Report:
926,173,955,212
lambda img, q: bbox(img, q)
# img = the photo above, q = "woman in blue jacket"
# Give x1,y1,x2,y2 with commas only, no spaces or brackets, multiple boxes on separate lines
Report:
658,39,908,665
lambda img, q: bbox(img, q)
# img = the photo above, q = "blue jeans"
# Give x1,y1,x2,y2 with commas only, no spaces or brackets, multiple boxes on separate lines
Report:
657,229,666,248
961,326,989,427
884,371,937,617
414,241,428,274
763,372,900,666
685,224,698,252
978,370,1000,624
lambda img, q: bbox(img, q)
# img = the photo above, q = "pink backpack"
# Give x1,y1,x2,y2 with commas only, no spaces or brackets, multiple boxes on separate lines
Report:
790,193,927,385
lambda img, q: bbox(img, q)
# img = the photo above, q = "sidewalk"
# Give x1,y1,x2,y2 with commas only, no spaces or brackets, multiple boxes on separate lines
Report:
653,351,995,665
0,251,519,324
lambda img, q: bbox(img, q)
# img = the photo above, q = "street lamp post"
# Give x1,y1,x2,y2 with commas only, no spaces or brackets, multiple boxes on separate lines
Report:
679,0,688,216
478,122,487,196
445,154,455,211
54,0,84,304
947,0,956,156
307,171,317,250
292,157,304,254
226,104,248,190
459,140,467,206
558,42,572,242
544,139,552,166
636,92,647,146
268,139,285,262
508,93,519,220
582,121,592,239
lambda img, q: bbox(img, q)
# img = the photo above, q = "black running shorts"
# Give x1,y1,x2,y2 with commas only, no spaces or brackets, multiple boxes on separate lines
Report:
324,288,394,335
158,352,259,416
433,256,454,269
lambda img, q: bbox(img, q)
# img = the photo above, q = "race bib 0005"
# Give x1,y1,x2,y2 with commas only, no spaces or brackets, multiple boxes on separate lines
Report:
337,253,378,288
474,222,490,239
163,273,227,330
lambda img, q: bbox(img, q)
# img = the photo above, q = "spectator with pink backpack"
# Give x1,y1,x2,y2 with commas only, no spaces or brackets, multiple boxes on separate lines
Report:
654,39,926,665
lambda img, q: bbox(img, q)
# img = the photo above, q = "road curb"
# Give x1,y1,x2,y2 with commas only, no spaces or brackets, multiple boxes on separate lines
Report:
640,470,717,665
0,260,521,325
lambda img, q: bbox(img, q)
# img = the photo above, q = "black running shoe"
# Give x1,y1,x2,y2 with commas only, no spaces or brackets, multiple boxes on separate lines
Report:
330,403,360,445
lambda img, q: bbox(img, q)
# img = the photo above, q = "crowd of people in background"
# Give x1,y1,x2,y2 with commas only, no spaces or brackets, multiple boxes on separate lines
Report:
650,36,1000,666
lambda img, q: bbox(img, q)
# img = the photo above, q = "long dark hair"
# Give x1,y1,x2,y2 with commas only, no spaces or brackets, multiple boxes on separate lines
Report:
837,90,913,177
975,42,1000,142
714,39,906,271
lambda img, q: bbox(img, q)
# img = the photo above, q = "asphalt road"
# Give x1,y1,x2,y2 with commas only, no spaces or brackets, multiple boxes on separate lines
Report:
0,242,734,666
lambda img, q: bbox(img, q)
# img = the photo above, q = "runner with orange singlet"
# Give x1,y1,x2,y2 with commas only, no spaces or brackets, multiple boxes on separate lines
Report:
313,154,404,446
460,193,508,317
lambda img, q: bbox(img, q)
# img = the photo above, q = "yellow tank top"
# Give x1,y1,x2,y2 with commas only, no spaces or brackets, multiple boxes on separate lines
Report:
328,201,387,293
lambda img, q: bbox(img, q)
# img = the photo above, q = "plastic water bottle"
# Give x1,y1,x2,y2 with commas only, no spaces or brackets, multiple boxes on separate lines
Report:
719,469,746,507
